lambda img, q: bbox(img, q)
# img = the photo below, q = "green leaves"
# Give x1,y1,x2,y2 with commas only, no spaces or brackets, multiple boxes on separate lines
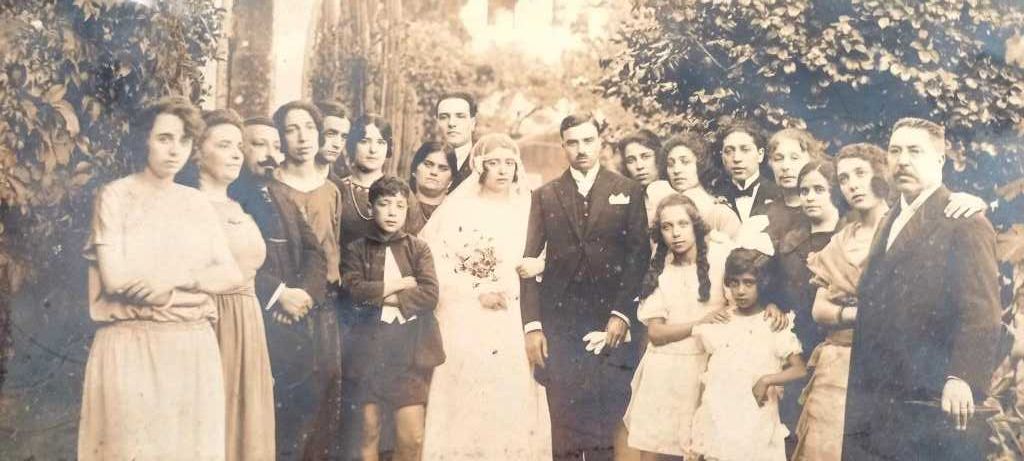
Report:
0,0,223,293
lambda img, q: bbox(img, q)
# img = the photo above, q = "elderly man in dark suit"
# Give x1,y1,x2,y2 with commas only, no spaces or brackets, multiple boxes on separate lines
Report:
229,116,332,458
842,117,1002,460
520,113,651,460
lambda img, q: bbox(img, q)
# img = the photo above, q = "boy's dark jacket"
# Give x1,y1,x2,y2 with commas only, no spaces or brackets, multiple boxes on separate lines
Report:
341,227,443,366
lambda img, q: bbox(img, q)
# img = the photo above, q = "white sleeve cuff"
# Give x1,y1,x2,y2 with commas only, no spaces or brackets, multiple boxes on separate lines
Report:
265,283,286,311
524,321,543,333
611,310,631,326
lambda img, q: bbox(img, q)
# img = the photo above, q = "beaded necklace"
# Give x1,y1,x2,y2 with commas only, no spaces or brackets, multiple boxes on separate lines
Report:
346,179,373,221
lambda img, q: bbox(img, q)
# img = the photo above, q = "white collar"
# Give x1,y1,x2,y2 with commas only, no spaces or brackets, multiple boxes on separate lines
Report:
898,184,941,215
455,143,472,168
733,171,761,191
570,166,599,184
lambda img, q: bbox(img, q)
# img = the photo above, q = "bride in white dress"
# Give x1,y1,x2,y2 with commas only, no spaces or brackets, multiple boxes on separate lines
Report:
421,133,552,460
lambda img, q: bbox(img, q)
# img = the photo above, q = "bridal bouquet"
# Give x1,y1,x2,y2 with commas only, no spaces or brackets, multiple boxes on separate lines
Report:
449,227,500,289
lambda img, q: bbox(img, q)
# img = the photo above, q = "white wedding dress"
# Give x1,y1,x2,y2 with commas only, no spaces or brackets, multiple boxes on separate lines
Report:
420,172,552,460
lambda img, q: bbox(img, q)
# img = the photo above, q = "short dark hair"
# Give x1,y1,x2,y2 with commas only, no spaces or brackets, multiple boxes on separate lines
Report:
368,175,411,204
559,112,605,139
834,143,892,210
200,109,244,145
662,131,716,189
797,160,842,212
618,129,664,181
315,100,348,119
345,114,394,161
713,118,769,181
243,116,275,128
724,247,775,297
272,100,324,154
435,91,477,117
126,95,204,169
409,140,458,192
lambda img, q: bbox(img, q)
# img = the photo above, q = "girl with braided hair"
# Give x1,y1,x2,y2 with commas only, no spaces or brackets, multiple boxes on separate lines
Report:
621,193,731,458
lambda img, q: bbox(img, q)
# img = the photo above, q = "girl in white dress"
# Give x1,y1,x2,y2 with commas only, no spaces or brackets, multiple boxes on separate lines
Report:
623,193,730,458
689,247,807,461
420,133,552,460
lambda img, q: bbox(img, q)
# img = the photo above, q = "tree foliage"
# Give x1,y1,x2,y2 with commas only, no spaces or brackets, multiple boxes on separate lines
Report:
0,0,223,294
601,0,1024,231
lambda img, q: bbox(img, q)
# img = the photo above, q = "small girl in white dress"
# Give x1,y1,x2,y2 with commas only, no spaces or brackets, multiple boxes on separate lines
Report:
623,193,730,457
689,247,807,461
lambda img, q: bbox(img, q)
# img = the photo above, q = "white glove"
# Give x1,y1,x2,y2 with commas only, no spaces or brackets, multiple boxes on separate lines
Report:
582,330,633,355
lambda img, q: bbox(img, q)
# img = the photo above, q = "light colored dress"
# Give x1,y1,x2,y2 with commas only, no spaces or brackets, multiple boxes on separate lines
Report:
420,176,552,460
792,220,871,460
689,311,802,461
623,243,728,455
78,176,241,461
210,200,275,461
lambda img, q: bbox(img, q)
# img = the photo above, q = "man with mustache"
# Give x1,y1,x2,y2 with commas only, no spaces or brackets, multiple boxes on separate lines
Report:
229,115,329,458
434,91,476,192
315,100,352,186
520,113,650,460
843,117,1002,460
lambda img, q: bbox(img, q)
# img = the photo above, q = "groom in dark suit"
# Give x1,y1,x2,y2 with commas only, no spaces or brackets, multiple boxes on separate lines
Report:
520,113,651,460
842,117,1002,460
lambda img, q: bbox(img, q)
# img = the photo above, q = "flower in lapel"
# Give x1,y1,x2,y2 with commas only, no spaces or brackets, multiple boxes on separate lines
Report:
609,193,631,205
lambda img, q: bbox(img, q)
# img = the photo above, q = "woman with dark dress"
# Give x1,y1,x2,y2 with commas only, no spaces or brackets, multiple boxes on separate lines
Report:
339,115,427,247
408,140,457,224
764,128,827,246
773,160,842,450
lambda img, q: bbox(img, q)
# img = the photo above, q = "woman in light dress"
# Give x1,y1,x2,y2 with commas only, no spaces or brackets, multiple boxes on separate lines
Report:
421,133,552,460
194,109,276,461
78,96,242,460
791,143,890,460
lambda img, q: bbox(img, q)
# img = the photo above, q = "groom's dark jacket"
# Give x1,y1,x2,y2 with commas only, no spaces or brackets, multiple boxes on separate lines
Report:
520,167,650,327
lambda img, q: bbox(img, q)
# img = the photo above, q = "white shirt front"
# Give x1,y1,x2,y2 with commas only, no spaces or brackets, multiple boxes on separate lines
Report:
381,246,415,324
569,166,600,197
455,143,472,173
733,172,761,222
886,185,941,251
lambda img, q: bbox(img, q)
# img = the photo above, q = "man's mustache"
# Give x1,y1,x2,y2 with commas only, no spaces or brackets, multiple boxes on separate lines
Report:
257,157,279,169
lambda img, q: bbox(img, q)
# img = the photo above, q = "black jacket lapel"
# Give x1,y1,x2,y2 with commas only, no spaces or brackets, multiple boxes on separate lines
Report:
554,170,584,241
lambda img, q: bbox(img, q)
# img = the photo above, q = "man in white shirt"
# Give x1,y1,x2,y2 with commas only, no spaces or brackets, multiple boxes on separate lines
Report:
434,92,476,192
843,117,1001,460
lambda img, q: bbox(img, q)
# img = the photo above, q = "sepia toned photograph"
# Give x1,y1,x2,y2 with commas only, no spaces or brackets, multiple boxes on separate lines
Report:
1,0,1023,459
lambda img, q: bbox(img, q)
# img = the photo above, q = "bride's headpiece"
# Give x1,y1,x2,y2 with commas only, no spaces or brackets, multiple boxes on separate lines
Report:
445,132,530,198
469,133,522,173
